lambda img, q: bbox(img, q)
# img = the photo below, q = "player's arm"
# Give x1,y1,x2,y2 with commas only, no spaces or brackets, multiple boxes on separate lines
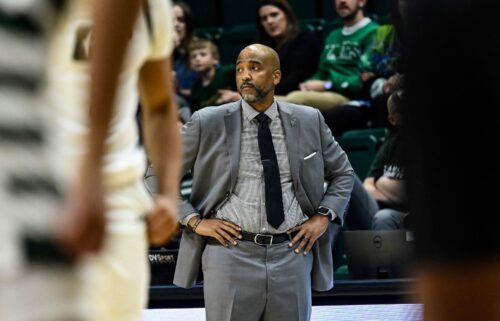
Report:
139,56,182,246
57,0,143,256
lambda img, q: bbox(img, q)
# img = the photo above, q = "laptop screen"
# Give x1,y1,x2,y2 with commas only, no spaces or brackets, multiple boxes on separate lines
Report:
343,230,415,279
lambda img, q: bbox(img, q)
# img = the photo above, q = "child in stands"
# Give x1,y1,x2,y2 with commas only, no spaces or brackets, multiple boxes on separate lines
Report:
188,39,239,112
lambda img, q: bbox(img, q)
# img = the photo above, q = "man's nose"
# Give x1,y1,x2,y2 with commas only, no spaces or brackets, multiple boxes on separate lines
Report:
241,70,251,80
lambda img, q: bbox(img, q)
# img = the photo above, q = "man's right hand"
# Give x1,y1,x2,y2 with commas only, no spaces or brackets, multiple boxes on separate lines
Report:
189,217,241,246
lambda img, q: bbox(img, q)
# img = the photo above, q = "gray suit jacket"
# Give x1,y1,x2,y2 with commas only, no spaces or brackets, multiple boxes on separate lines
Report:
173,100,354,291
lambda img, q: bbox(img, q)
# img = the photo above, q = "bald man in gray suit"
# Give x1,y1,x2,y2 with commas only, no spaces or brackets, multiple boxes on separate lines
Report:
174,44,354,321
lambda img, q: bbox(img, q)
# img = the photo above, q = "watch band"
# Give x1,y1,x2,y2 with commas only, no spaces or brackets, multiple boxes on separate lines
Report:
317,206,341,224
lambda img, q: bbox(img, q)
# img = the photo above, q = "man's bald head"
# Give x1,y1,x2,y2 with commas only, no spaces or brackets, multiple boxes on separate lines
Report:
235,44,282,110
237,44,280,70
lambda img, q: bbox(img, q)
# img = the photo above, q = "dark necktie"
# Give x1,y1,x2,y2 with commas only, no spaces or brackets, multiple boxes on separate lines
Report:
255,113,284,229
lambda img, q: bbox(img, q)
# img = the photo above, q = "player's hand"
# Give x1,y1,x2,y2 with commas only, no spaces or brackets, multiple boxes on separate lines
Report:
56,173,106,259
147,195,179,246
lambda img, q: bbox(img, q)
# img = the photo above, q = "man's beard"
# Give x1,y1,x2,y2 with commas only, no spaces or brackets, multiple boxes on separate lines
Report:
340,6,361,22
239,84,270,103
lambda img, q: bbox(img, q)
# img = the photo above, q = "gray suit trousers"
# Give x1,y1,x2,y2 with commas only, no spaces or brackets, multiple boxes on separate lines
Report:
202,240,313,321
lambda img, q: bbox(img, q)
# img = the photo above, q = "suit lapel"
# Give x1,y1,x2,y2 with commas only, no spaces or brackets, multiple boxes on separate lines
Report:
224,102,242,191
278,102,300,189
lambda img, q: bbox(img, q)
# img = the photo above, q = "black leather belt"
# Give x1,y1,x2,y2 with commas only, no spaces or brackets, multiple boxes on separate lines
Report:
240,231,290,246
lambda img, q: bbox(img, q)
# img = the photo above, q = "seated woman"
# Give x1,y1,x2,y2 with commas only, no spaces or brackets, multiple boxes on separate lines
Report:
256,0,321,95
172,1,199,99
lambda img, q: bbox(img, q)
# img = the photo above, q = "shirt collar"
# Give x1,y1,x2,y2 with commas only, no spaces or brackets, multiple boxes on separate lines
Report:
241,99,279,123
342,17,371,36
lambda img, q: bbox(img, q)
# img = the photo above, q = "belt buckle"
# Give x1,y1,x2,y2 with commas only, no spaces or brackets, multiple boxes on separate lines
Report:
254,233,273,246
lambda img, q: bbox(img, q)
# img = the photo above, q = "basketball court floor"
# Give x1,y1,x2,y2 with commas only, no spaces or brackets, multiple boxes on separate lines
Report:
142,303,423,321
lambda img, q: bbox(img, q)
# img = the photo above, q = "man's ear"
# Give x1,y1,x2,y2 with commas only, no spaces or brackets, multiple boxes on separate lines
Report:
273,70,282,85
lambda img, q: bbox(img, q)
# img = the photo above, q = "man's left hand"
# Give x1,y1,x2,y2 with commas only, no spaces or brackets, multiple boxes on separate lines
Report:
287,214,330,255
147,195,179,246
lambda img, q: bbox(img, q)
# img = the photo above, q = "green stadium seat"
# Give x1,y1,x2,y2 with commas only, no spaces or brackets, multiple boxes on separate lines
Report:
342,127,390,150
289,0,318,20
218,24,257,65
183,0,219,28
322,18,345,36
367,0,390,21
221,0,256,27
333,225,348,267
369,13,391,25
321,0,340,21
195,27,224,45
333,264,350,280
336,134,378,180
298,18,326,43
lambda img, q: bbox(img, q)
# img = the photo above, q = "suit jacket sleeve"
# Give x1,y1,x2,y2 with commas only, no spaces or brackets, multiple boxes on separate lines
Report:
178,111,201,220
318,109,355,224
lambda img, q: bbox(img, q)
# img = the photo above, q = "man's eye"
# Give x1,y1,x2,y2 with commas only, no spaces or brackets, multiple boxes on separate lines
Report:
236,68,242,73
252,66,259,71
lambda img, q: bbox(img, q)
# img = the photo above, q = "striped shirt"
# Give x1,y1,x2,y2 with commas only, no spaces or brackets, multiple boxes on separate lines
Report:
0,0,67,275
215,100,308,234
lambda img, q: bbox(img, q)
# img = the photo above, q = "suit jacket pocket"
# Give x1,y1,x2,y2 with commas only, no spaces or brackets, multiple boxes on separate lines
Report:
299,152,324,209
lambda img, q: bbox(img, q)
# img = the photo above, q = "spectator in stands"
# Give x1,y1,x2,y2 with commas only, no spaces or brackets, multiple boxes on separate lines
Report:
281,0,378,111
256,0,321,95
173,1,198,98
188,38,239,112
364,90,408,230
343,175,379,230
322,0,405,136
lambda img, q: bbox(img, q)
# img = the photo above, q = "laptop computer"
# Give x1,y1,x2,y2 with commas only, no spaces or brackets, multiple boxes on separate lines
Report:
343,230,415,279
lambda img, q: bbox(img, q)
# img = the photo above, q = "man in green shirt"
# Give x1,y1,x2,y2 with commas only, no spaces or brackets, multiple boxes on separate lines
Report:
281,0,378,111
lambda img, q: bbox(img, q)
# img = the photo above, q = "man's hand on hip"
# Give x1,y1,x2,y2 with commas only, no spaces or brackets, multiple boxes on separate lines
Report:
190,218,241,247
287,214,330,255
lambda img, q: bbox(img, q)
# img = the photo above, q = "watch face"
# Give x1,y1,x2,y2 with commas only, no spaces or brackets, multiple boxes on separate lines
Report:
318,207,330,215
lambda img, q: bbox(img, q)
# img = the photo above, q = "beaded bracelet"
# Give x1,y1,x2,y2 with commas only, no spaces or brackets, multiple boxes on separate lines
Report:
190,217,203,232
